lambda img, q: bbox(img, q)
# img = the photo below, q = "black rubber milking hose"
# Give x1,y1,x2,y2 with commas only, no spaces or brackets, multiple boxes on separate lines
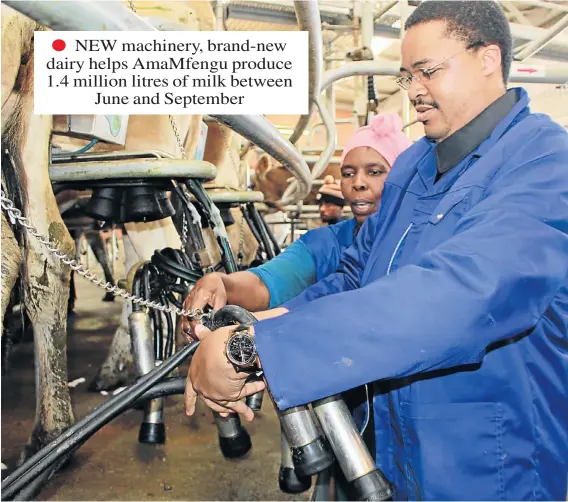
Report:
132,266,145,313
257,206,281,256
187,215,207,254
148,291,163,362
143,264,163,361
175,250,190,270
12,461,60,501
247,203,275,260
184,180,209,213
142,263,152,304
170,283,189,295
151,251,202,283
1,341,200,500
241,205,265,255
173,184,206,252
218,237,238,273
179,250,194,271
141,266,161,344
148,263,163,294
135,376,186,403
167,247,185,266
167,292,182,309
11,377,188,501
184,180,239,274
160,290,174,358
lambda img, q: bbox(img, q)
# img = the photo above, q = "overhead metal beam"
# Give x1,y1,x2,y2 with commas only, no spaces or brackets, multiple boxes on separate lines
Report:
538,10,567,28
501,1,532,26
226,3,568,62
514,41,531,54
226,2,349,26
2,0,156,30
226,2,411,39
523,0,568,13
380,8,568,56
516,14,568,60
374,1,398,22
288,1,323,145
509,16,568,46
321,60,568,90
233,0,351,16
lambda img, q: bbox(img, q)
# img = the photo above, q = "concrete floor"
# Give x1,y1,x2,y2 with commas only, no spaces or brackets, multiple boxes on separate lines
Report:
1,271,313,501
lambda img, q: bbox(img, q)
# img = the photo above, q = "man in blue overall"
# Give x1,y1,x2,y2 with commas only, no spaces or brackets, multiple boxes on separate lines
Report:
185,2,568,500
317,175,346,225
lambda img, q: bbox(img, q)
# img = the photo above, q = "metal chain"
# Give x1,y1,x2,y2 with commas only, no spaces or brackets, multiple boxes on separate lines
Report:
220,126,246,262
169,115,187,160
237,204,246,267
0,189,205,321
181,211,189,249
124,2,187,164
220,125,240,183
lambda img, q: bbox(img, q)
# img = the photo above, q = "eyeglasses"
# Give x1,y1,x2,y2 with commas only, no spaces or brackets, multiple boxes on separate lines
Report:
396,41,484,91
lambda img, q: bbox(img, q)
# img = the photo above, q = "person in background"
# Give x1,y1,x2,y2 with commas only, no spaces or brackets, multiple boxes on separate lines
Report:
185,1,568,500
317,175,345,225
180,112,413,318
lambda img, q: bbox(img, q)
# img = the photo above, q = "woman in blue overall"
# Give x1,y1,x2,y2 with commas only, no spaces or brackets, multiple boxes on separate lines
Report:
182,113,413,316
182,113,412,500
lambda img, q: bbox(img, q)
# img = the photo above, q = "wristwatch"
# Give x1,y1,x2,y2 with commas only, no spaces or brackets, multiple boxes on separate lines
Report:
225,324,258,372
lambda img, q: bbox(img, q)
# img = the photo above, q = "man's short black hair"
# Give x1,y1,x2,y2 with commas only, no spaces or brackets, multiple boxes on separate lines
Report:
405,1,513,84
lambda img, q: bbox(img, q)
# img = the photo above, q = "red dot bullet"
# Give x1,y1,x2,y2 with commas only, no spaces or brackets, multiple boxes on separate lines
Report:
52,39,66,51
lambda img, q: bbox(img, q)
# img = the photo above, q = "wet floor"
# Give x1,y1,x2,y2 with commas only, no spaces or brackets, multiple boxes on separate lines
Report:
1,267,313,501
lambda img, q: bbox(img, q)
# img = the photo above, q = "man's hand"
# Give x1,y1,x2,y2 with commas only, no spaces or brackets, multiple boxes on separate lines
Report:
180,273,227,341
184,325,265,422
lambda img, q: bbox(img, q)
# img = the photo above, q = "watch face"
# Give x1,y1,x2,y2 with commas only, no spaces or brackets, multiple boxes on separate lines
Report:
227,332,256,366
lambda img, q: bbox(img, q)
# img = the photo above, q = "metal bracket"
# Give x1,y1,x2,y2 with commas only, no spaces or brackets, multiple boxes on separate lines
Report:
49,158,217,184
186,190,264,205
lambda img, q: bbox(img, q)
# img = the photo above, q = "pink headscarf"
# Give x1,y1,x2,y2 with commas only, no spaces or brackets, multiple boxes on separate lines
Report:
340,113,413,167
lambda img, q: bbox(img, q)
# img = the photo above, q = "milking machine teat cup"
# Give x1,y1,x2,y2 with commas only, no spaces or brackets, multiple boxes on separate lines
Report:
207,306,393,501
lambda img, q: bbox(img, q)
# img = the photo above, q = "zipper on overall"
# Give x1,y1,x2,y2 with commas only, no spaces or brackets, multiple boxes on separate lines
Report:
359,223,413,441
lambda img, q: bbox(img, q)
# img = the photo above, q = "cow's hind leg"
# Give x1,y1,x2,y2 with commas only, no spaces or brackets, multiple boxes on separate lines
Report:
85,230,116,302
1,214,23,376
18,119,75,460
88,234,137,391
1,213,22,322
21,213,76,462
88,301,133,391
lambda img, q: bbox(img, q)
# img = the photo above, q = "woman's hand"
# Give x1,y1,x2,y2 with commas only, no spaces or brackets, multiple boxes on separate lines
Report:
180,273,227,341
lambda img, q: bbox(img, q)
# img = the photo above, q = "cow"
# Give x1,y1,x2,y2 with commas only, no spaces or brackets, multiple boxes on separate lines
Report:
1,1,260,464
1,5,75,461
252,151,343,208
